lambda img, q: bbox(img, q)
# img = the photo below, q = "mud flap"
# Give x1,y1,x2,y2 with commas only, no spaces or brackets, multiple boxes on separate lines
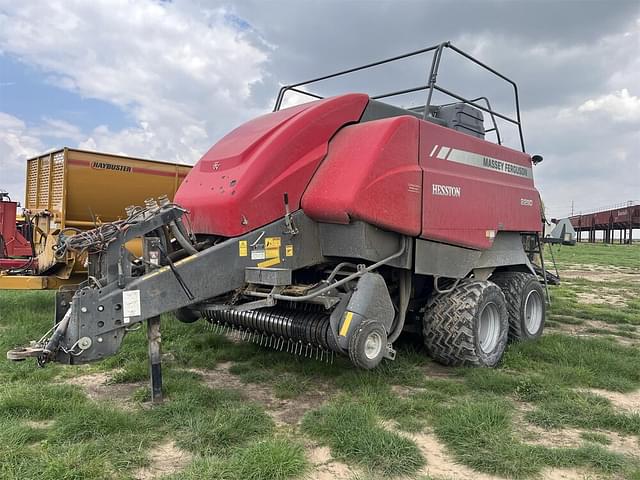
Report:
330,272,395,352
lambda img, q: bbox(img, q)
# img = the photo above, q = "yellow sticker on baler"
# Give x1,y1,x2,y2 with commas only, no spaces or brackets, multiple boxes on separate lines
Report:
257,237,281,267
339,311,354,337
238,240,248,257
265,237,281,248
257,257,280,268
285,244,294,257
264,237,280,259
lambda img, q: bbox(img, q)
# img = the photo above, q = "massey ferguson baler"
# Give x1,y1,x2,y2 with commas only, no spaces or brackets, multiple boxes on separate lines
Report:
8,42,549,381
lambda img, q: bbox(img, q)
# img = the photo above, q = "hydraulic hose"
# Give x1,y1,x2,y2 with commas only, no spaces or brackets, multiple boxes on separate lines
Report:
43,308,72,358
169,221,197,255
248,237,408,303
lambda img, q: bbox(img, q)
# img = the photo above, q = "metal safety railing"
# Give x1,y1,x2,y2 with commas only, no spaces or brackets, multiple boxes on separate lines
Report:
568,200,640,219
273,42,525,152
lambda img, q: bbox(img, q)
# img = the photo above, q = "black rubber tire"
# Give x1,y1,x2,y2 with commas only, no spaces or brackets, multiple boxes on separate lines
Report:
349,320,387,370
174,307,200,324
423,280,508,367
491,272,546,341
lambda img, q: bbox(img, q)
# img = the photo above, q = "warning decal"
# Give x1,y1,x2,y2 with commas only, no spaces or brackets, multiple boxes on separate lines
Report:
123,290,141,317
265,237,281,248
239,240,248,257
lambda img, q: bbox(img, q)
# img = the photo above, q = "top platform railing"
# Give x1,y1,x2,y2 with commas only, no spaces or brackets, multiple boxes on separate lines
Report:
273,42,526,152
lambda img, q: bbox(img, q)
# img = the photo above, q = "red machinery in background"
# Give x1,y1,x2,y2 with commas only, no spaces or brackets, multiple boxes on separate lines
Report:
0,191,34,271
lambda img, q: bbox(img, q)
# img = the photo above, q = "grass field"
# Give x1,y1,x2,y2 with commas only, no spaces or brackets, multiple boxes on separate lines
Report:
0,242,639,479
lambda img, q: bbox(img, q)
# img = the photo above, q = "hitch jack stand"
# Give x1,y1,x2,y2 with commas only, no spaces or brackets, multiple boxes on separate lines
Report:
147,315,163,403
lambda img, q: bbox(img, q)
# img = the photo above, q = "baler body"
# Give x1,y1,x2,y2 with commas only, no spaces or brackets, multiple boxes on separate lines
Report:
10,42,550,374
177,95,541,251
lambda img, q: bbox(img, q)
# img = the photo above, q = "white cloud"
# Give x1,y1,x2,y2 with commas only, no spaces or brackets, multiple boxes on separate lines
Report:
449,26,640,220
78,122,205,164
0,0,270,164
0,0,638,225
0,113,43,160
278,89,318,109
577,89,640,123
31,118,85,142
0,113,44,203
525,98,639,219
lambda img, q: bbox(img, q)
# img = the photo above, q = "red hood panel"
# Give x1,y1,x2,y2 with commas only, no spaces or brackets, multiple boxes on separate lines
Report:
176,94,369,236
302,116,422,236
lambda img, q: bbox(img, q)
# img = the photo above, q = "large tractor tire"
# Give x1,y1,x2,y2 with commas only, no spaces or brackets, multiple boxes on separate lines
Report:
491,272,545,341
423,280,508,367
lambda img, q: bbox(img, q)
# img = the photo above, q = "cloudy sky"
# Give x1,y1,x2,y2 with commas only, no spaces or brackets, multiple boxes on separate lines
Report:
0,0,638,220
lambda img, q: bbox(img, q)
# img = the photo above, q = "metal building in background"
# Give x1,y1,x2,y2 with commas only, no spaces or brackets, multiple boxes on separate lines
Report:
569,201,639,244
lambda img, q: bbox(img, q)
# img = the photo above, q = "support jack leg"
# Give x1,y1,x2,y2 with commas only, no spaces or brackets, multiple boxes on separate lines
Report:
147,315,163,403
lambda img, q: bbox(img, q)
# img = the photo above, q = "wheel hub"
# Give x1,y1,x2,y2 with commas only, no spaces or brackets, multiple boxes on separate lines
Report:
524,290,543,334
364,331,383,359
478,302,500,353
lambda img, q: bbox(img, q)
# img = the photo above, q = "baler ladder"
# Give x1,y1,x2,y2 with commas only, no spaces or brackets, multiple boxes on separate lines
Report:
526,233,552,304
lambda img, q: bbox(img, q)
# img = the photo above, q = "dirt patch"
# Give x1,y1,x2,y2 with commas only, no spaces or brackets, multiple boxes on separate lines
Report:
391,384,429,398
523,423,583,448
306,445,356,480
575,291,627,307
539,467,595,480
561,264,640,283
422,360,459,379
524,424,637,455
189,363,331,426
587,388,640,414
602,431,639,457
409,429,499,480
516,401,639,458
24,420,54,429
379,420,499,479
134,439,192,480
63,372,145,408
546,320,638,347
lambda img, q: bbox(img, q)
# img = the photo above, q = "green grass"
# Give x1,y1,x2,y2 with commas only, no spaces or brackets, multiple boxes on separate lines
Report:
580,431,612,445
505,333,640,392
0,382,158,478
170,438,307,480
0,291,293,480
421,395,634,477
1,242,640,479
549,242,640,269
526,389,640,435
584,327,640,339
548,278,640,326
302,398,425,476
